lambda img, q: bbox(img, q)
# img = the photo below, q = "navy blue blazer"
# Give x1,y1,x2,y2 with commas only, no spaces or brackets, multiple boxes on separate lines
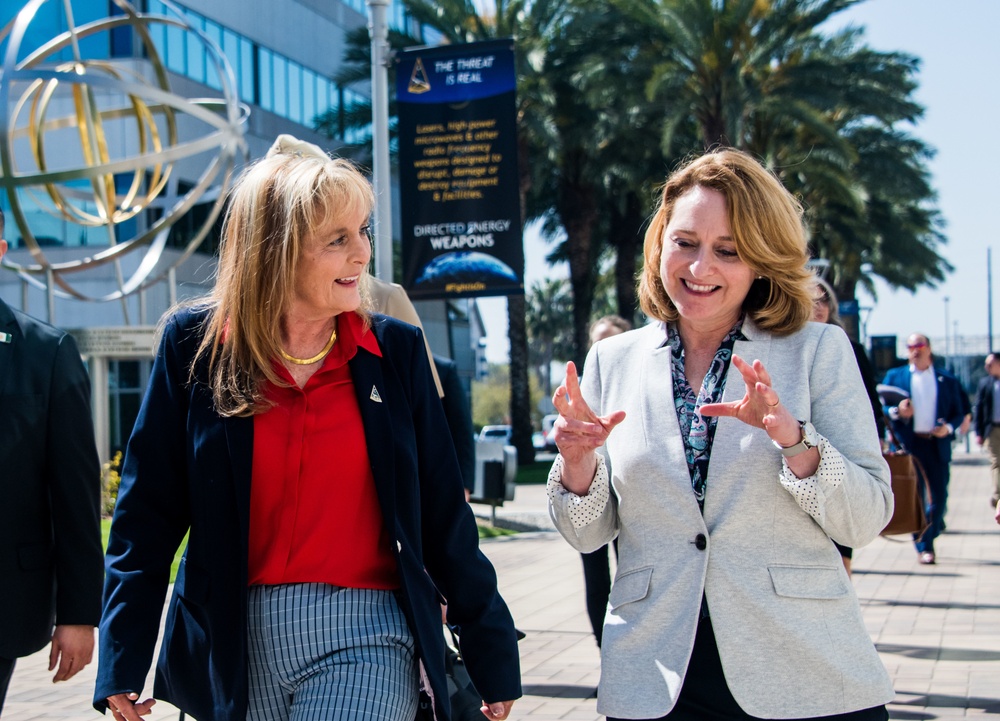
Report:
0,300,102,659
94,308,521,720
881,363,966,460
974,374,997,440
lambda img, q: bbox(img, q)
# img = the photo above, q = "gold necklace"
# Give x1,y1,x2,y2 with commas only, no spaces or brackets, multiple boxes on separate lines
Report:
280,328,337,365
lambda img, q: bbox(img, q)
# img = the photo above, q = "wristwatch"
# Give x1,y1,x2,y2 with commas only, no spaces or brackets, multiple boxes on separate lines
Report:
774,420,819,458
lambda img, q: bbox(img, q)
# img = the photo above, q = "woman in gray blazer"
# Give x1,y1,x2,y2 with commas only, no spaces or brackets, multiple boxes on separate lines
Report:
548,149,894,721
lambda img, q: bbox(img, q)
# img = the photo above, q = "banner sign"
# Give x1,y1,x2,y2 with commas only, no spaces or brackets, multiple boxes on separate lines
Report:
396,39,523,299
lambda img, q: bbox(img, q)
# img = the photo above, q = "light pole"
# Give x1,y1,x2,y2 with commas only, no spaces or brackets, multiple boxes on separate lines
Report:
367,0,393,282
943,295,950,359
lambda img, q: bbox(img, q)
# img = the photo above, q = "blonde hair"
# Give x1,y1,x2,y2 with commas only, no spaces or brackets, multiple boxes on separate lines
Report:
190,148,375,417
637,149,814,335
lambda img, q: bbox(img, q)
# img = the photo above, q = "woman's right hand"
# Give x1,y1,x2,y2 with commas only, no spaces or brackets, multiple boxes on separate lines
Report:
106,692,156,721
551,361,625,494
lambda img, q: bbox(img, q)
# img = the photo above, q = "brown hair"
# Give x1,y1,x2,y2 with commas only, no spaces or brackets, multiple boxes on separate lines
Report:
188,149,374,417
637,149,814,335
812,276,841,327
589,314,631,346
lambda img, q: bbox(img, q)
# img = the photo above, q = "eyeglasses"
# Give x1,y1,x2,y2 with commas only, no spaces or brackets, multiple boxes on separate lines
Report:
906,342,928,350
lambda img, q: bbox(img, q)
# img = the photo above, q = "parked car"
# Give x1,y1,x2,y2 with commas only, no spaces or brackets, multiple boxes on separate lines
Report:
478,425,512,445
541,414,559,452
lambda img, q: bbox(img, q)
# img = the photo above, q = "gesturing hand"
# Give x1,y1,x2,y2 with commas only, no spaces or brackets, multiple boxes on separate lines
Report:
698,355,800,448
551,361,625,494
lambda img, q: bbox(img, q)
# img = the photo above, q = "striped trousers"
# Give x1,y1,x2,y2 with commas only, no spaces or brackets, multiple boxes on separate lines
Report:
247,583,419,721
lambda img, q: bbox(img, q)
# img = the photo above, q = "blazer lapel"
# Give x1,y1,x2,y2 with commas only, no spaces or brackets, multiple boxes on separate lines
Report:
638,326,684,463
935,373,948,419
223,414,254,539
712,319,771,464
349,348,397,516
0,302,20,398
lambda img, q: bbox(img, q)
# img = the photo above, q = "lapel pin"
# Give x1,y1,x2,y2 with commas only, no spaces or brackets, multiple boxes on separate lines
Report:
370,386,383,403
0,332,11,343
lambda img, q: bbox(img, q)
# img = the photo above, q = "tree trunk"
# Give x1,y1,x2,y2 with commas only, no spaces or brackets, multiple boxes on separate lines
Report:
559,158,599,368
609,192,645,326
506,132,535,467
507,294,534,464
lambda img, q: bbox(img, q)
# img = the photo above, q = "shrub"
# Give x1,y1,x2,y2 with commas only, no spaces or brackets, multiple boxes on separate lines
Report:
101,451,123,517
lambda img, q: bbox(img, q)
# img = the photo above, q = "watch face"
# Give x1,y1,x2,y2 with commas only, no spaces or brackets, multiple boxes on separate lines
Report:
802,422,819,447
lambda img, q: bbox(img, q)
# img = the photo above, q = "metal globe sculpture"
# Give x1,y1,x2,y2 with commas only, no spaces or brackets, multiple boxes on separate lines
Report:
0,0,247,301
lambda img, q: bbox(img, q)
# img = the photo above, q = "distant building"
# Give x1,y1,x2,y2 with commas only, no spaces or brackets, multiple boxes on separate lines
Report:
0,0,482,458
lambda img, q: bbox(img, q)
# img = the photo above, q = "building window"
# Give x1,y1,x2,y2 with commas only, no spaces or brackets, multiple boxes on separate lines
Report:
108,359,151,454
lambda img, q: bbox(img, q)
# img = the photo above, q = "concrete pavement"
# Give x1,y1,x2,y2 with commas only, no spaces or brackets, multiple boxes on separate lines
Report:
4,448,999,720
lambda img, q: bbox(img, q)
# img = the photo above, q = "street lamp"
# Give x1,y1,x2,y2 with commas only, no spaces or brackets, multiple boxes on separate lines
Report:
367,0,392,282
943,296,950,358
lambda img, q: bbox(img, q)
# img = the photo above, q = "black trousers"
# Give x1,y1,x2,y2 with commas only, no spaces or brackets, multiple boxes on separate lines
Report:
0,655,15,714
580,539,618,646
608,616,888,721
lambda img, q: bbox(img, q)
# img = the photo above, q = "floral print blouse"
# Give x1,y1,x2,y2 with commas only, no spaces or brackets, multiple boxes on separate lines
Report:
666,318,747,511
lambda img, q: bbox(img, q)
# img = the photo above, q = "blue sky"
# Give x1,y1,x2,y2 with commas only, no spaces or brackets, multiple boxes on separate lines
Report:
478,0,1000,363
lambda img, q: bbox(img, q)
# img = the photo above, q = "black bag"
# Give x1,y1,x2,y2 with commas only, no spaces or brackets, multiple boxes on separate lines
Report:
415,627,483,721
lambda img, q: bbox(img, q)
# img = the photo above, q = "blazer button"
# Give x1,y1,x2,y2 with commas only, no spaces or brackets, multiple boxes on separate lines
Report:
694,533,707,551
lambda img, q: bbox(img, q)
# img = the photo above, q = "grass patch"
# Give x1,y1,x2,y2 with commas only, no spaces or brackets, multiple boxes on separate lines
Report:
101,519,186,584
475,520,519,538
515,459,552,485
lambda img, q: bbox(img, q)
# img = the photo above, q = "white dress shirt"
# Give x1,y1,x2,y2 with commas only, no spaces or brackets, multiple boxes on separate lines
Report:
909,364,938,433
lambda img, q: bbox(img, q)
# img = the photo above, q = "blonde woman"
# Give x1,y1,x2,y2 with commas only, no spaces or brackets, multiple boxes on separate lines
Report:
94,136,520,721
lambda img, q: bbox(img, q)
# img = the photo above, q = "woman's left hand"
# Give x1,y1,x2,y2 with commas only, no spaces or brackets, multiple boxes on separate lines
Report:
481,700,515,719
699,354,801,448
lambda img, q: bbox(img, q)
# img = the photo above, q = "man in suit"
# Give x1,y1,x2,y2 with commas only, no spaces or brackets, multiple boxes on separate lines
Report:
882,333,967,565
0,209,103,711
434,354,475,499
974,352,1000,507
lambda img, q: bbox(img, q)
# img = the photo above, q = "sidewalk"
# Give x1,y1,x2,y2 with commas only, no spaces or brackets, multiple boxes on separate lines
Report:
5,448,999,720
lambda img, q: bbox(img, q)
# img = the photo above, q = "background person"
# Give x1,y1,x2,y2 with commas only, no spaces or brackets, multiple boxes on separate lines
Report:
367,275,443,397
94,136,520,721
974,352,1000,507
547,149,893,721
0,209,103,714
810,276,884,576
579,314,631,647
881,333,966,565
435,353,476,500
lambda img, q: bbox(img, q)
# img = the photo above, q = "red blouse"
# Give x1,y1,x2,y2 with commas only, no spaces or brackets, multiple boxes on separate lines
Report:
248,311,400,589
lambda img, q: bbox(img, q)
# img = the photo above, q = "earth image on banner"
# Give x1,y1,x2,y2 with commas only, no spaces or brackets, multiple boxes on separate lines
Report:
414,251,519,287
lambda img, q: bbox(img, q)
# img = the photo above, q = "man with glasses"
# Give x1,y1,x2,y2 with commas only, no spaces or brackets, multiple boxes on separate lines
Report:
0,209,103,711
882,333,967,564
974,353,1000,508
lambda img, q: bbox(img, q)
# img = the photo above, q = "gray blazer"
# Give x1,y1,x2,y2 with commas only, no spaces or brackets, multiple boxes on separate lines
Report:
550,318,894,719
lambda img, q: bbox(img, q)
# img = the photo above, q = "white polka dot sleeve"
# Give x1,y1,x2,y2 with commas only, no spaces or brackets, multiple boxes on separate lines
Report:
778,434,847,521
546,453,611,529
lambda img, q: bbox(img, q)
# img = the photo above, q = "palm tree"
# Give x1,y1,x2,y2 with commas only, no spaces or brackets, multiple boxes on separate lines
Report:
620,0,949,318
314,26,423,164
525,278,573,397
